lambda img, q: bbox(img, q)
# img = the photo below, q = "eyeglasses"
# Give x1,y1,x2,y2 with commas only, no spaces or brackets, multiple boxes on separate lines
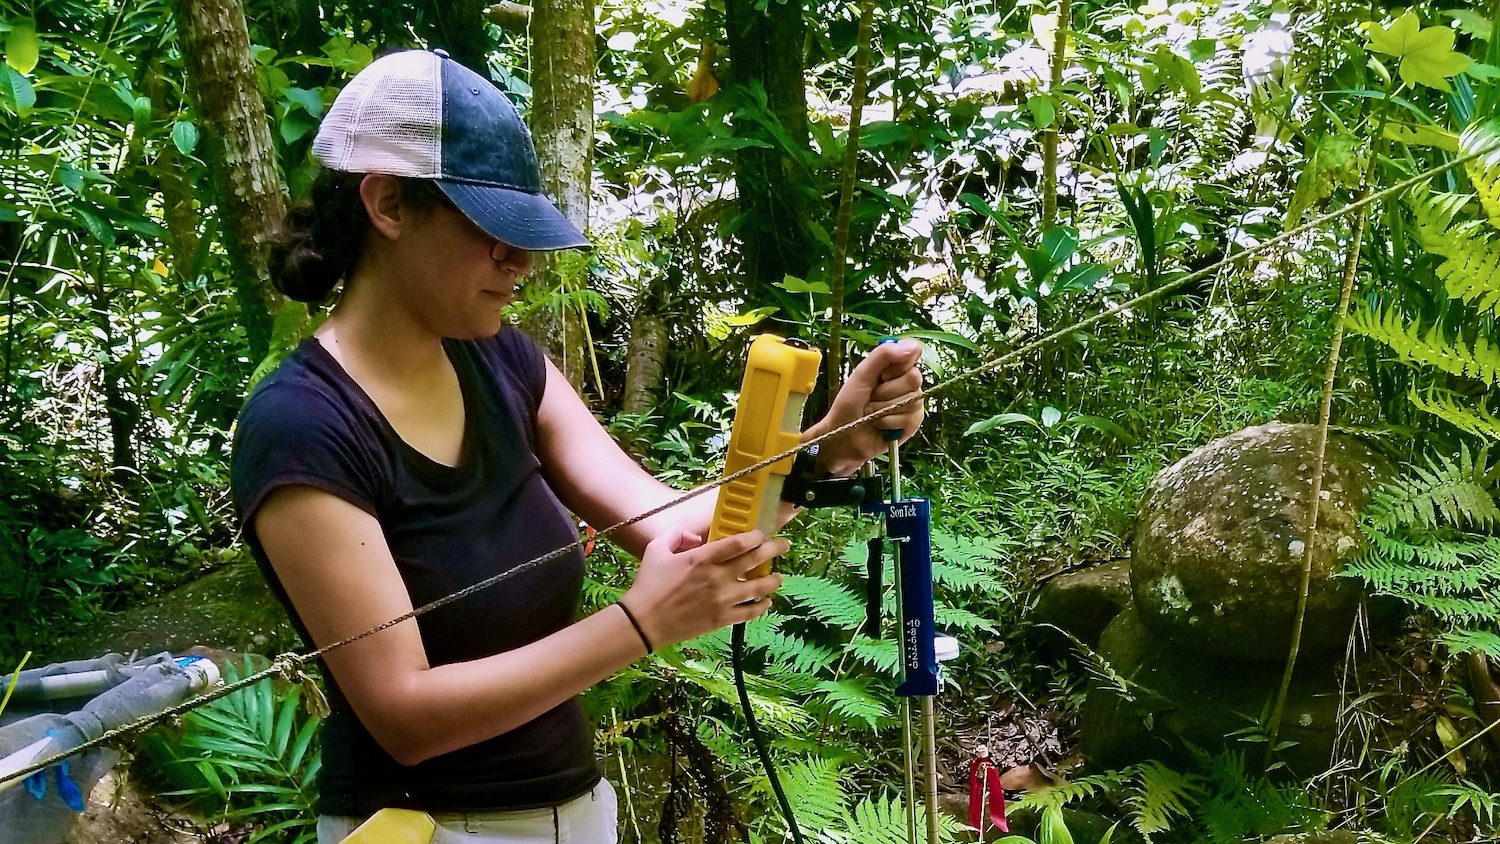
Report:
430,188,524,264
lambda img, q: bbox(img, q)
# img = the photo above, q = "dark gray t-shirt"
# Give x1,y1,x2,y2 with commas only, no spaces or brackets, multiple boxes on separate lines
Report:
231,328,598,815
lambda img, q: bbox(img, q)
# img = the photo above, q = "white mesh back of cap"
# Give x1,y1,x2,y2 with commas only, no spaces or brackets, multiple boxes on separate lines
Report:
312,51,444,178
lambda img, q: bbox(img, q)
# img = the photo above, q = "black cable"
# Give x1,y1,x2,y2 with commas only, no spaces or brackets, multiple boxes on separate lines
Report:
732,622,806,844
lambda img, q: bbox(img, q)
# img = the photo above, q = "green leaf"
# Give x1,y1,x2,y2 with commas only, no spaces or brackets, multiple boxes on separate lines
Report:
1027,94,1056,129
171,121,199,155
279,112,318,144
5,22,38,75
966,412,1041,436
1384,121,1459,150
0,66,35,113
282,86,324,117
1053,263,1109,292
777,275,831,295
858,121,913,148
1444,8,1493,41
900,329,978,352
1367,11,1474,92
74,207,116,246
722,305,778,326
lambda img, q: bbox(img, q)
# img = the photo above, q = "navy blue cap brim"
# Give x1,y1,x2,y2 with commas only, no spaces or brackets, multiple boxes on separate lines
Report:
436,180,591,252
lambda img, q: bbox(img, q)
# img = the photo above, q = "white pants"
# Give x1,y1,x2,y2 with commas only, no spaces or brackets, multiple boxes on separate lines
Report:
318,779,618,844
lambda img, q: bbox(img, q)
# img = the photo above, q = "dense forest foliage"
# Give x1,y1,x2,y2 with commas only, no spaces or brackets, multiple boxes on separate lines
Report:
2,0,1500,841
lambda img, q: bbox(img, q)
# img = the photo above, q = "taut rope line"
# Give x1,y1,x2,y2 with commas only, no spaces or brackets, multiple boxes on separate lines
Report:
2,138,1496,792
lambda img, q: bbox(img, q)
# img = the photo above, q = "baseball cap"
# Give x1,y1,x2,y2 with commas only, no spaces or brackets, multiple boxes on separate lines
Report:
312,49,590,251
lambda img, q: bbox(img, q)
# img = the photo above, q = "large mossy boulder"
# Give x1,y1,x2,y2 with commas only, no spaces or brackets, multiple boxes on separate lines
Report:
1080,606,1340,775
1030,558,1131,651
44,562,296,663
1131,422,1393,662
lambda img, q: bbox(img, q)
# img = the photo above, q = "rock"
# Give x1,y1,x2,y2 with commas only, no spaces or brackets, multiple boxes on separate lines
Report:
1080,606,1339,776
64,769,202,844
1131,422,1394,662
43,563,296,663
1031,559,1131,649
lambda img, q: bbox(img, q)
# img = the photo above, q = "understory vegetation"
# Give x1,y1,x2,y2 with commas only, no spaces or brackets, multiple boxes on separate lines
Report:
2,0,1500,841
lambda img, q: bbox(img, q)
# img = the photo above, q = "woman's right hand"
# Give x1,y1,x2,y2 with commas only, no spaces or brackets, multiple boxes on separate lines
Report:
620,527,786,649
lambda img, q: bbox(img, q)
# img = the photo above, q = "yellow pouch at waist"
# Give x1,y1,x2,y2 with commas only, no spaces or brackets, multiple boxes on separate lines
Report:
340,807,437,843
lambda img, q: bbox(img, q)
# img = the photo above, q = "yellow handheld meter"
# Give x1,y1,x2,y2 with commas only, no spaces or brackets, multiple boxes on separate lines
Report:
708,334,822,577
338,808,437,843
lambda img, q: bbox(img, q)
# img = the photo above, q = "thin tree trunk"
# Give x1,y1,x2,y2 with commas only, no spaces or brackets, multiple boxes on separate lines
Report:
525,0,595,392
1041,0,1070,230
622,312,667,414
826,0,878,404
168,0,287,359
725,0,816,293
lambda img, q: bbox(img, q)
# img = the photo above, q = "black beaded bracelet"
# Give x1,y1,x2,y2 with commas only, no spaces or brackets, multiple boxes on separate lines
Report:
616,602,654,654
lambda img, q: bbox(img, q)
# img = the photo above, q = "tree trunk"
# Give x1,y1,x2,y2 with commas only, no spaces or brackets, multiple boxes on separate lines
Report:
724,0,816,291
168,0,286,359
420,0,493,72
524,0,595,392
622,313,667,414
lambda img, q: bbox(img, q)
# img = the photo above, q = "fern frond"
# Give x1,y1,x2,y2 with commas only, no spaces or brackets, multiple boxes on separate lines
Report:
1348,304,1500,386
1438,226,1500,315
1011,771,1124,816
843,635,899,675
1460,119,1500,228
815,794,912,844
1434,780,1500,826
1408,593,1500,624
1128,760,1202,837
935,604,998,632
780,575,869,631
1440,628,1500,659
814,678,891,729
1409,387,1500,441
772,757,849,833
677,658,812,729
752,627,839,675
1344,550,1500,595
1040,622,1144,703
1363,447,1498,532
1409,188,1474,255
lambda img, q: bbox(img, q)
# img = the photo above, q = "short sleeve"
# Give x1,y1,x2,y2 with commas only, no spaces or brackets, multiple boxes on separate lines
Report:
231,382,383,529
480,327,548,413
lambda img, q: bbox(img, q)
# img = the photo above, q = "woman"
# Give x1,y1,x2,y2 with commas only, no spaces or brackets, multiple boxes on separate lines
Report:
231,49,925,843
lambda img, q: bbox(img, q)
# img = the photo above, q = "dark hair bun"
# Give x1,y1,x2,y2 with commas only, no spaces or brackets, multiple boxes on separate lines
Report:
268,170,368,304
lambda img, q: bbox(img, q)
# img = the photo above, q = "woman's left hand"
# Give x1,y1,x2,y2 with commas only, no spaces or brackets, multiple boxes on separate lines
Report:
805,339,925,477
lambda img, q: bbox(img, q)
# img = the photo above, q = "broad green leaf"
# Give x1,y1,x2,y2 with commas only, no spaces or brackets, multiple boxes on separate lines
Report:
74,207,116,246
171,121,199,155
1053,263,1109,292
5,22,38,75
777,275,831,295
1027,94,1056,129
1367,11,1474,92
858,121,913,148
1384,122,1459,150
0,66,34,113
279,112,318,143
283,86,324,117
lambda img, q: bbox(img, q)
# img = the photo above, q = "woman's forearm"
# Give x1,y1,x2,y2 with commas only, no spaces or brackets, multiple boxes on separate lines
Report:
363,604,646,765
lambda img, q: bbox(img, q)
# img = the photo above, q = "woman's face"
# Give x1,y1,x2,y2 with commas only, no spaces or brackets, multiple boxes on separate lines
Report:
385,186,535,340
